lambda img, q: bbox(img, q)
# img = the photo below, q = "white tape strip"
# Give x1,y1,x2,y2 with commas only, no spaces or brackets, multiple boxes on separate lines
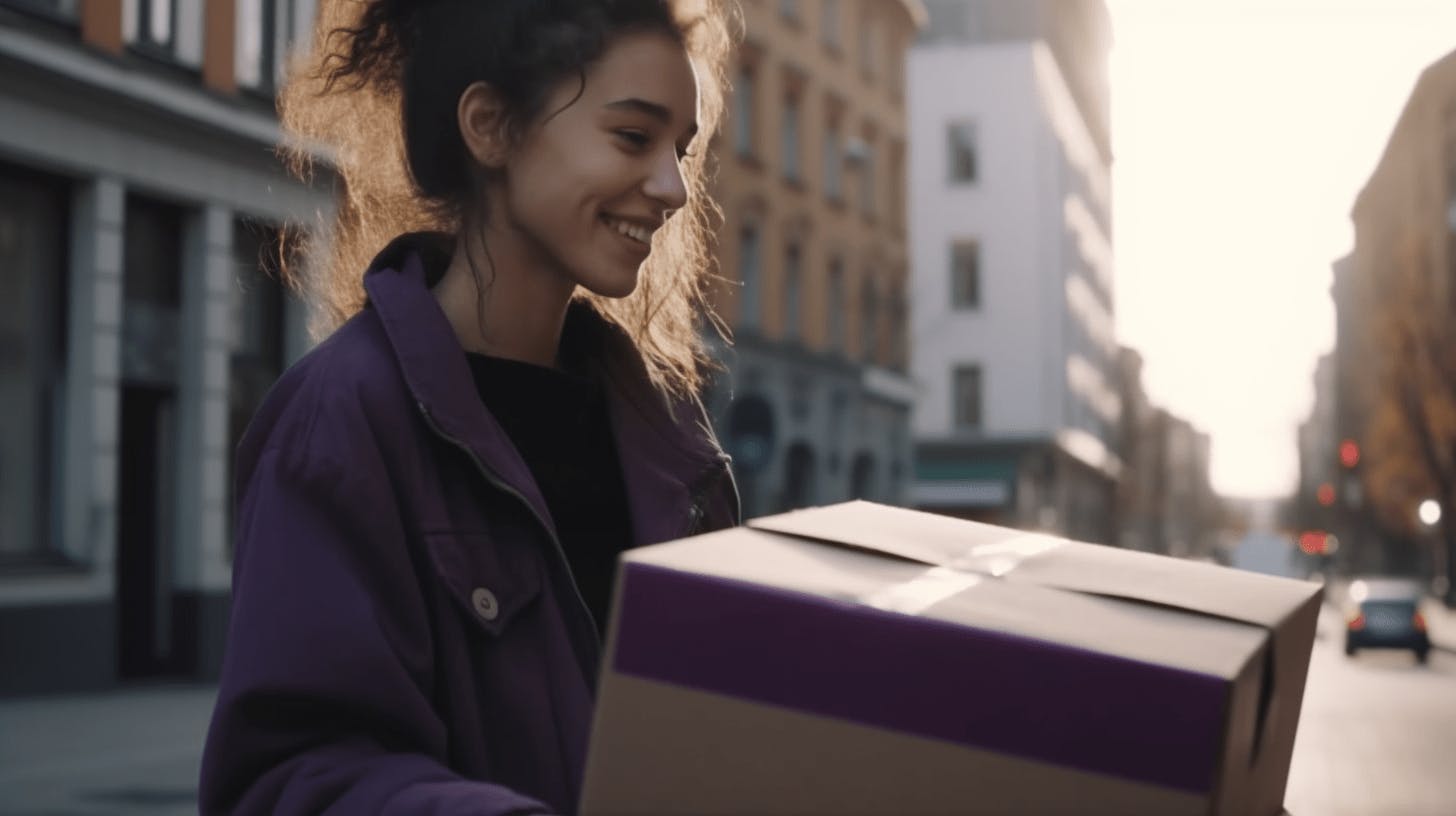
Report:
864,566,984,616
864,534,1065,616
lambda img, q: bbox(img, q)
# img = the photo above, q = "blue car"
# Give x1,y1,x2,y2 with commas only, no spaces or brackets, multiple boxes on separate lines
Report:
1344,579,1431,664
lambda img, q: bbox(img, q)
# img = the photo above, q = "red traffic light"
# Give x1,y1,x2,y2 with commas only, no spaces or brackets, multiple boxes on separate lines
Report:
1299,531,1328,555
1339,439,1360,468
1317,483,1336,506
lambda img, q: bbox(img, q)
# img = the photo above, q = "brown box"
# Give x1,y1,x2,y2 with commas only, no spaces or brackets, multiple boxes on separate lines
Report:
582,502,1321,815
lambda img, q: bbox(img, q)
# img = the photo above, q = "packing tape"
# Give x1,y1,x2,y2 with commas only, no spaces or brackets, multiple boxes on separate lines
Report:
865,533,1066,616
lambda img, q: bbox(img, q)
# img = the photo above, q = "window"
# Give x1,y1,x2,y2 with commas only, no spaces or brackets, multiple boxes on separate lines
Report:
951,241,980,309
128,0,203,66
860,278,878,363
0,164,69,563
827,258,845,352
237,0,319,91
859,136,877,218
783,242,802,341
888,291,907,372
138,0,175,49
823,115,843,201
948,122,978,183
889,140,905,231
858,14,878,78
738,224,762,330
733,64,757,157
953,365,984,430
782,92,802,183
820,0,841,50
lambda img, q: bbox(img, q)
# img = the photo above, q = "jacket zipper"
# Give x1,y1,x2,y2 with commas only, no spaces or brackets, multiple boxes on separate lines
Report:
415,401,602,653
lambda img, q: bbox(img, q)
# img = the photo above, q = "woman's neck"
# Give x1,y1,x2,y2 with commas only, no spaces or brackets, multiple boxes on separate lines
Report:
432,224,576,368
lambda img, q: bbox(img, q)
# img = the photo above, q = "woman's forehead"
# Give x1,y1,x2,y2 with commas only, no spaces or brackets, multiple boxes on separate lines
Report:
583,30,700,124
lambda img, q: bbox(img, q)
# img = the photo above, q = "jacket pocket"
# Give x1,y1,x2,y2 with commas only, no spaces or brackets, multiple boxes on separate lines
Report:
423,532,542,638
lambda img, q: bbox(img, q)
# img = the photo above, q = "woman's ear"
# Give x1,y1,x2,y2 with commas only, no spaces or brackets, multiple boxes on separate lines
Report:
458,81,511,169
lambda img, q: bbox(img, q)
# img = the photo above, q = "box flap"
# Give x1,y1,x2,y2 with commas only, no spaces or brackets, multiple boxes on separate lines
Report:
748,502,1321,631
627,523,1265,680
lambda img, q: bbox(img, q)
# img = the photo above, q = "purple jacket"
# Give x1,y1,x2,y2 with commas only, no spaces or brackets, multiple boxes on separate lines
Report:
200,237,739,815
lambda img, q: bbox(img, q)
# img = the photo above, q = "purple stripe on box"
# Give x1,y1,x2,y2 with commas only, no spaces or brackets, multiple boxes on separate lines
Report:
613,562,1230,795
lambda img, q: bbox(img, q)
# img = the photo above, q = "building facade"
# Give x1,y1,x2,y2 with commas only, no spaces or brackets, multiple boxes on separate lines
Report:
1113,346,1222,557
905,0,1120,543
704,0,923,518
0,0,327,695
1339,48,1456,582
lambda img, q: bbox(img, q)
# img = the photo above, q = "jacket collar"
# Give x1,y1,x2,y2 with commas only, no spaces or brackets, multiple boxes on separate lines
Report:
361,233,728,545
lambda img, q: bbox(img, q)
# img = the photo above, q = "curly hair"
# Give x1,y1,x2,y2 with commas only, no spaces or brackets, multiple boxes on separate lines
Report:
277,0,737,396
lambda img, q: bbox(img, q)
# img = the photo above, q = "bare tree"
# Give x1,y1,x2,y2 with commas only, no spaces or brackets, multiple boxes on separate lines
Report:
1363,237,1456,602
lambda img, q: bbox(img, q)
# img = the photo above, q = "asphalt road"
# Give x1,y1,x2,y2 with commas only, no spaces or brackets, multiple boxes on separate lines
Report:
1283,602,1456,816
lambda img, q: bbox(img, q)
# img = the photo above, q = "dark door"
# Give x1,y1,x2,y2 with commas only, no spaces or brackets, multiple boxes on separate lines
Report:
117,385,183,678
116,195,188,680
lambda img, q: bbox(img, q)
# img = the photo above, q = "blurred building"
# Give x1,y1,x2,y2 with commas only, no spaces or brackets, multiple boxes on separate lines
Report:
1113,346,1221,557
1339,48,1456,578
704,0,924,517
1292,351,1338,545
1113,346,1155,550
905,0,1120,543
0,0,326,695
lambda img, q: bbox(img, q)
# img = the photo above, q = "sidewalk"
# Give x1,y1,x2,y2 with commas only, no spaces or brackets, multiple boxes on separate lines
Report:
1420,595,1456,653
0,684,216,815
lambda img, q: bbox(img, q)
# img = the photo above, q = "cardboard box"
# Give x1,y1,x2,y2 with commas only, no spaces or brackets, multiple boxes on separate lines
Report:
581,502,1321,816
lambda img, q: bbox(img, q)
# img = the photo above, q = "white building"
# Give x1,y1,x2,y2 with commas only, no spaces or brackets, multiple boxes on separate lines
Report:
0,0,325,695
906,0,1120,543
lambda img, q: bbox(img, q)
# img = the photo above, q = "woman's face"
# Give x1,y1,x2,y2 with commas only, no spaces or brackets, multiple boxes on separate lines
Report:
494,28,700,299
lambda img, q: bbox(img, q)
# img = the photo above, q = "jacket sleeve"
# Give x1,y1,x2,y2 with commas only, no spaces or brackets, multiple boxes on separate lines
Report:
199,446,554,816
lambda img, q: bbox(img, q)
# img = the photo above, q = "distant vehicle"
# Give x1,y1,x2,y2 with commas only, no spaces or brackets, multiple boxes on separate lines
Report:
1344,578,1430,664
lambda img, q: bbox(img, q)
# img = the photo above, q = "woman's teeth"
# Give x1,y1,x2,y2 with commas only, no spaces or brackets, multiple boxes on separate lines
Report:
605,217,651,244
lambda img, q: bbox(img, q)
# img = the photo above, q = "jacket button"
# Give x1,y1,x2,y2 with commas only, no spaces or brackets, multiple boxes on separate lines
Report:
471,587,499,621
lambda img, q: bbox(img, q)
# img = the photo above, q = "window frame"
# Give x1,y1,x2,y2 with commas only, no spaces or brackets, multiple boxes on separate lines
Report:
733,62,759,159
948,121,979,184
737,222,763,331
953,365,984,430
951,240,981,310
781,89,802,184
783,240,802,341
0,163,71,566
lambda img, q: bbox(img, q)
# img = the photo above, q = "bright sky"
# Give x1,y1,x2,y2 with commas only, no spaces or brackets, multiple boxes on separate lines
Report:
1106,0,1456,499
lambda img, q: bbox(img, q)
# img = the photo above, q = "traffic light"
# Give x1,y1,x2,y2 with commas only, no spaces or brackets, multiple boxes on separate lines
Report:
1339,439,1360,469
1298,531,1336,556
1317,483,1336,507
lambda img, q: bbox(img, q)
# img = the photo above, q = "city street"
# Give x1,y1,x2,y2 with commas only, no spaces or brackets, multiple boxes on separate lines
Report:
1284,597,1456,816
0,596,1453,815
0,684,213,816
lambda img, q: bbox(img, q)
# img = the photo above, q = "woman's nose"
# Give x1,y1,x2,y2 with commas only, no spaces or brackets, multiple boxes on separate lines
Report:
644,149,689,212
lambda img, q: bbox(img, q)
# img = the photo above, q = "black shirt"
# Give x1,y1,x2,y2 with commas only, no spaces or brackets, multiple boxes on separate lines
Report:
463,348,634,642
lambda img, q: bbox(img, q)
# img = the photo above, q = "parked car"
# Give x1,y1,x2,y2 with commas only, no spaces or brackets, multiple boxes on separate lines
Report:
1344,578,1430,664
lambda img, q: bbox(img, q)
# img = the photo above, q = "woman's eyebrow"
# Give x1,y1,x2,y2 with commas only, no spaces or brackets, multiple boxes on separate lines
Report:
603,98,699,139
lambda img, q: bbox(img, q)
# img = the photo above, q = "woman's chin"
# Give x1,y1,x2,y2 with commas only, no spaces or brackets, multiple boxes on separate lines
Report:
577,267,642,299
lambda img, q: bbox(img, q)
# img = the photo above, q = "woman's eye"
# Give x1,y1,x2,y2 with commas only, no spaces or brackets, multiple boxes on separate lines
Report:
615,130,651,149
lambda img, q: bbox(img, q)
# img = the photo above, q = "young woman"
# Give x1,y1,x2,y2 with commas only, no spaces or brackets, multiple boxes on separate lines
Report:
200,1,739,813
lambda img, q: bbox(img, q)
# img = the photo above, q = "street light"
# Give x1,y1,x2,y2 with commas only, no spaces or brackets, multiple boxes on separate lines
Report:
1418,499,1442,527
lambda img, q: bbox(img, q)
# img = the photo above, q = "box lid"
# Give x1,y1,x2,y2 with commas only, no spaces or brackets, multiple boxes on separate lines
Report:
748,501,1315,631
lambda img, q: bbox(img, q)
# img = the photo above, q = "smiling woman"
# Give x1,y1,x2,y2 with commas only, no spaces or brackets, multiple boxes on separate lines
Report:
199,2,741,815
279,0,732,393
